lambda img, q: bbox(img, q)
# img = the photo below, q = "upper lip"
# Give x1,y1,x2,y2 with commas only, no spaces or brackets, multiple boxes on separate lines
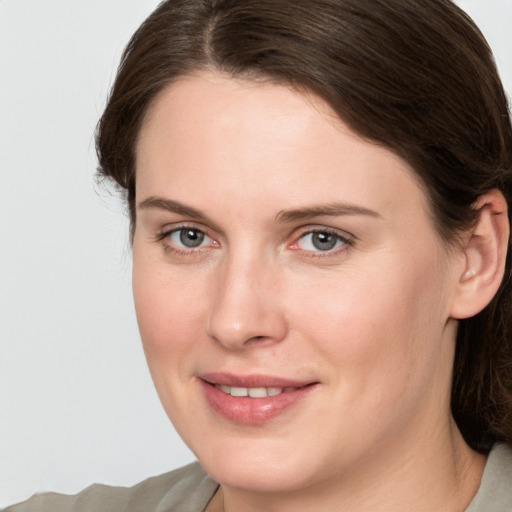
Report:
199,372,317,388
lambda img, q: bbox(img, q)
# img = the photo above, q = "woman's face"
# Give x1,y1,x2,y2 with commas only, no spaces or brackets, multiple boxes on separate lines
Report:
133,72,463,493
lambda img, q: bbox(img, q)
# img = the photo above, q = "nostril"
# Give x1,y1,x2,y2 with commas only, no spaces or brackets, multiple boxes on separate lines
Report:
245,335,275,347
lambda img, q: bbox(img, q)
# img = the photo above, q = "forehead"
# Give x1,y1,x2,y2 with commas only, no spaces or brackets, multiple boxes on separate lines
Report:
137,72,346,166
135,71,431,227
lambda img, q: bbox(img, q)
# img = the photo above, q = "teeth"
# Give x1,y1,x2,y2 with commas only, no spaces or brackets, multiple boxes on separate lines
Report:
248,387,267,398
215,385,294,397
230,386,248,397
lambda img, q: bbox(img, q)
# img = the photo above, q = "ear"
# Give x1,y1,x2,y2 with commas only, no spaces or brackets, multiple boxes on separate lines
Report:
450,190,510,320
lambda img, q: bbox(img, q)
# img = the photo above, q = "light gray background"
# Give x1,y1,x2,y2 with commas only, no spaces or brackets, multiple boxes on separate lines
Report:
0,0,511,507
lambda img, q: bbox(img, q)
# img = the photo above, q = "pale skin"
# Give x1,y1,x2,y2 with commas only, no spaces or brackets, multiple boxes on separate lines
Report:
132,71,508,511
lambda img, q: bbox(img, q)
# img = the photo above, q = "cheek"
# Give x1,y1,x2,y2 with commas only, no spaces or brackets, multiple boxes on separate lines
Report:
288,254,451,392
132,258,207,368
288,273,450,457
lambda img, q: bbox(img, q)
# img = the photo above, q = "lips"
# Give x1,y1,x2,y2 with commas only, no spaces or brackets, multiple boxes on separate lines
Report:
199,372,318,424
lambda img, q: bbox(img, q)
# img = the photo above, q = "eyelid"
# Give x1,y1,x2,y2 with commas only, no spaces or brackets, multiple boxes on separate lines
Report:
154,220,208,239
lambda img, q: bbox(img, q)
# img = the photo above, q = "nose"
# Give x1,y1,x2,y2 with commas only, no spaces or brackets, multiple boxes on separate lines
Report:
207,254,288,350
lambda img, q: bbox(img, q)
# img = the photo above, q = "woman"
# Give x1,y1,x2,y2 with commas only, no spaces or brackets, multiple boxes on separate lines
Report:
6,0,512,510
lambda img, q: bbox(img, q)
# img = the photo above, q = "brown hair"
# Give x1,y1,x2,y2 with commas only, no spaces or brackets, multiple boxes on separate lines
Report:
96,0,512,451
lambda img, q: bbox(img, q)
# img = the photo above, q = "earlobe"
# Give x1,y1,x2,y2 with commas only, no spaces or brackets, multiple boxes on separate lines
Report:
450,190,510,320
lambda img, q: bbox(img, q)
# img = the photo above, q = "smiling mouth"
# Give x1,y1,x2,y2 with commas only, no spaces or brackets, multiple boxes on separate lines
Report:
199,375,319,424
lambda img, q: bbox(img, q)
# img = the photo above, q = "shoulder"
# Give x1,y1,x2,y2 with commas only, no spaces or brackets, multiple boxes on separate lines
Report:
465,444,512,512
2,462,218,512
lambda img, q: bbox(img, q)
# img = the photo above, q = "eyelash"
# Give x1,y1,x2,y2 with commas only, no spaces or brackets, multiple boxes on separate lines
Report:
154,225,355,258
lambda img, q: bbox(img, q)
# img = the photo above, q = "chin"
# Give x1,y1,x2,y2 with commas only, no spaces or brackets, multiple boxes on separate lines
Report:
204,458,308,493
193,435,319,493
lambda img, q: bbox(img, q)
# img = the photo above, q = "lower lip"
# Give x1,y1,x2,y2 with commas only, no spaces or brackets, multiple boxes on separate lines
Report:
200,381,317,425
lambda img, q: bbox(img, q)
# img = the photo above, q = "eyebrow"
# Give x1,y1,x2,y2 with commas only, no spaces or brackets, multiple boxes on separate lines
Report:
275,203,382,223
137,196,207,219
137,196,382,223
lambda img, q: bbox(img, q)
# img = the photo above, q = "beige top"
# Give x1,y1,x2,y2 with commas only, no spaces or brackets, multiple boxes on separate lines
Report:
2,463,218,512
4,444,512,511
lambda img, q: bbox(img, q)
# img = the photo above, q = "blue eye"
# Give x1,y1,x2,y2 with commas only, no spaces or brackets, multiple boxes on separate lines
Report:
169,228,211,248
298,231,347,252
